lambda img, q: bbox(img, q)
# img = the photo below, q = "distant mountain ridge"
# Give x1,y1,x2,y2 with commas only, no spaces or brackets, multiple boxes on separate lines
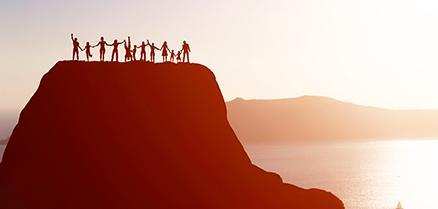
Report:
226,96,438,142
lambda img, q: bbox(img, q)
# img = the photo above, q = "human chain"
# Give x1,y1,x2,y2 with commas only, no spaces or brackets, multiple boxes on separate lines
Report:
71,34,191,63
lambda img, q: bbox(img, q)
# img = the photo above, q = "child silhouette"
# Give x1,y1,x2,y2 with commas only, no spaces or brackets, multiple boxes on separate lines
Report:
82,42,93,61
176,50,182,63
170,50,176,62
132,45,138,61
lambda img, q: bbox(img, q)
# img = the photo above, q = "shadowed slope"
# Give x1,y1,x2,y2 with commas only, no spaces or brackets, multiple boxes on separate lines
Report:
0,61,344,209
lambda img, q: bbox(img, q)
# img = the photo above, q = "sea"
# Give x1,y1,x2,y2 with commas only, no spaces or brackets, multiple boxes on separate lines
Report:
1,140,437,209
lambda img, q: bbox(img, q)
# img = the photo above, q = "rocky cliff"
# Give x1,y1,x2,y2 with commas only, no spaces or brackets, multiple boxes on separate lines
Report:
0,61,344,209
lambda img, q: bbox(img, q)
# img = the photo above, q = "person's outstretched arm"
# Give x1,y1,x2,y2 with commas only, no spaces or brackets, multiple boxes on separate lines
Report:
92,42,100,48
188,45,191,52
79,46,84,51
70,33,74,41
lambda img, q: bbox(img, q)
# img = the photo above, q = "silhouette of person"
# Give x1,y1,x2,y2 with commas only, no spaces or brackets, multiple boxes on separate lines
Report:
147,41,160,63
176,50,182,63
93,37,109,62
160,41,170,62
109,39,125,62
170,50,176,62
71,34,81,61
124,37,133,62
132,45,138,61
82,42,93,61
181,41,191,63
138,41,147,61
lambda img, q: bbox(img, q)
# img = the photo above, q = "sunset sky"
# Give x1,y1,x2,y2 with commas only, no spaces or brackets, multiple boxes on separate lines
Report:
2,0,438,111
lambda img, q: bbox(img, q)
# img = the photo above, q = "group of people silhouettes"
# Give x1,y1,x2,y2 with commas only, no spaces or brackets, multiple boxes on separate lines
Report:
71,34,191,63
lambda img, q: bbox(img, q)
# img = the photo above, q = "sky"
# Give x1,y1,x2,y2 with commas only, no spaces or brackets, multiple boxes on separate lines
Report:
2,0,438,112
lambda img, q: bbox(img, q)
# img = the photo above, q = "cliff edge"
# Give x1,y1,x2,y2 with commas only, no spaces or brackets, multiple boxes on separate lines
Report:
0,61,344,209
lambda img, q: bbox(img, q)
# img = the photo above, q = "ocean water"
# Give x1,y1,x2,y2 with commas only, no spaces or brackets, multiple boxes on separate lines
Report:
1,140,437,209
244,140,438,209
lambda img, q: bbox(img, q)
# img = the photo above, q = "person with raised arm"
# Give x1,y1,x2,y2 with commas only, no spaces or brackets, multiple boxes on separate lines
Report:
138,41,147,61
124,37,133,62
108,39,125,62
160,41,170,62
181,41,191,63
71,34,81,61
170,50,176,63
93,37,109,62
82,42,93,61
147,40,160,63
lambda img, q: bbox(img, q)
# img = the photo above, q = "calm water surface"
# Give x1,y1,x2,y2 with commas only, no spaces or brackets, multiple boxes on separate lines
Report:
1,140,437,209
244,140,438,209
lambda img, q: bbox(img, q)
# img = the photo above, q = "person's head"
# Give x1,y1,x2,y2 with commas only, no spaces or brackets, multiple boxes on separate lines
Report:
86,42,90,45
114,39,117,43
152,43,155,46
183,41,186,44
164,41,167,45
171,50,174,52
100,37,104,41
142,41,145,45
134,45,137,48
74,38,78,41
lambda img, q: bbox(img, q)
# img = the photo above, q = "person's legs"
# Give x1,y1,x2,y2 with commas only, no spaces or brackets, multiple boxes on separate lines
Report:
100,49,104,62
187,53,190,63
183,52,186,62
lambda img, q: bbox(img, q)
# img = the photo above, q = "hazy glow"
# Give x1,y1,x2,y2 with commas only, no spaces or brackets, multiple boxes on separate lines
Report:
245,140,438,209
387,140,438,209
3,0,438,110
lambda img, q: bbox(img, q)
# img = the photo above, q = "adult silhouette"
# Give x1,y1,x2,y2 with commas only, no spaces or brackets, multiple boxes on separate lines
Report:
147,41,160,63
124,37,133,62
181,41,191,63
139,41,147,61
160,41,170,62
170,50,176,62
82,42,93,61
70,34,81,61
93,37,109,62
109,39,125,62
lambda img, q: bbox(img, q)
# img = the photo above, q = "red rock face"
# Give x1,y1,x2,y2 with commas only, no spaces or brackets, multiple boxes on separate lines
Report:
0,61,344,209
